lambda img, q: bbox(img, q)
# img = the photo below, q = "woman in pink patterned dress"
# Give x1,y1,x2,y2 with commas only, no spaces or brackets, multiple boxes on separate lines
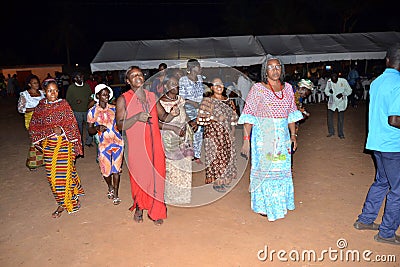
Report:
238,56,303,221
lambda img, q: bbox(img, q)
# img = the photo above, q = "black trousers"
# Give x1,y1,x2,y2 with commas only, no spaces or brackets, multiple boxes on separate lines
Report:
327,109,344,137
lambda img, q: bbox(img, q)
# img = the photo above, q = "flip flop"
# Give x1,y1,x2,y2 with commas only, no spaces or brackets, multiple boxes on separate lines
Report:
51,206,64,218
107,190,114,199
113,197,121,205
213,184,227,193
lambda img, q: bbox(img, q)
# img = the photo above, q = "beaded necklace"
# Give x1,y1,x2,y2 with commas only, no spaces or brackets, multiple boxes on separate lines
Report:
164,93,178,101
265,81,284,100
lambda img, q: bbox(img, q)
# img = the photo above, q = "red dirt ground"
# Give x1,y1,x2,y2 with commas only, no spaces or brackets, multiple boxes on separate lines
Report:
0,96,399,267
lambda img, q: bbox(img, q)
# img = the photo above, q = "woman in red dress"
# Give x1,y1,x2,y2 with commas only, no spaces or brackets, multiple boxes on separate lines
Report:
116,66,179,226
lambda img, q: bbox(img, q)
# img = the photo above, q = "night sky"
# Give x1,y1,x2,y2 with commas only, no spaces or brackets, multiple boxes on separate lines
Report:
1,0,398,68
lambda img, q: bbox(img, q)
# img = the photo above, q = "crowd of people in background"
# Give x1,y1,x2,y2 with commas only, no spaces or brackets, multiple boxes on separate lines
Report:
6,44,399,245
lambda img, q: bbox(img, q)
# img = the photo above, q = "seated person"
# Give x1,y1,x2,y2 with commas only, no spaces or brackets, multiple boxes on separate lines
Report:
294,79,314,134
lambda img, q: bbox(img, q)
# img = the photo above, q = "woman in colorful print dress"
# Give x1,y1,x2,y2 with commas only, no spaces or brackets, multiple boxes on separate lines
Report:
158,76,193,205
17,74,45,170
238,56,303,221
198,77,238,193
29,79,84,218
87,84,124,205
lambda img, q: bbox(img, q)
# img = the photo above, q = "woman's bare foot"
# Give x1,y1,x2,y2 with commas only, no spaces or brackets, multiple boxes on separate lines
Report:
51,206,64,218
133,207,143,223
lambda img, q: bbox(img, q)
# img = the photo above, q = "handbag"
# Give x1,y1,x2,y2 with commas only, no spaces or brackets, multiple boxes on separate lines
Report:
165,124,194,160
26,143,44,169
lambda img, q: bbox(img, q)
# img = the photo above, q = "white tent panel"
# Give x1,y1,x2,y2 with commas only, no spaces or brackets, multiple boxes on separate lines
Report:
256,32,400,64
90,35,266,72
91,32,399,72
278,51,387,64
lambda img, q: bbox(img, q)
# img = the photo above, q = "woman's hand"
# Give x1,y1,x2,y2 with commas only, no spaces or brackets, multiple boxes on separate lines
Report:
173,125,186,137
136,112,152,123
170,104,180,117
189,119,198,132
291,135,297,152
241,140,250,159
53,126,62,135
96,125,108,133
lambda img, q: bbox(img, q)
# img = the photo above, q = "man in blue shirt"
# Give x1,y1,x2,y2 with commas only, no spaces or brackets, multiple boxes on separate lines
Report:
347,64,360,107
353,44,400,245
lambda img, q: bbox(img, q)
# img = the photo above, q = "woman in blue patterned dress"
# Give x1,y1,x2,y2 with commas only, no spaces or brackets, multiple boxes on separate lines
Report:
238,56,303,221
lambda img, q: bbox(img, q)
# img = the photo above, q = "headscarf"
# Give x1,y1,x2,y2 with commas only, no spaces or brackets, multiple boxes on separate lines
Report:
297,79,314,90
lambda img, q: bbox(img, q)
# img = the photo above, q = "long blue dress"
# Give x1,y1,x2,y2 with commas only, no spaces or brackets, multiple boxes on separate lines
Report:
238,82,303,221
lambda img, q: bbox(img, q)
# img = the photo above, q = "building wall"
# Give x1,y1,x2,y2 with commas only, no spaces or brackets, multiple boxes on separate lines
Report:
1,65,63,88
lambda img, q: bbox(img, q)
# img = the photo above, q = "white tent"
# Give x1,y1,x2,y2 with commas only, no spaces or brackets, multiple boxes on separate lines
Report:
255,32,400,64
90,35,266,72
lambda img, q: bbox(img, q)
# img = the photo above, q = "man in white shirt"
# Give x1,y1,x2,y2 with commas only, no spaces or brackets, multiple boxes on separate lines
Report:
318,75,327,91
324,72,352,139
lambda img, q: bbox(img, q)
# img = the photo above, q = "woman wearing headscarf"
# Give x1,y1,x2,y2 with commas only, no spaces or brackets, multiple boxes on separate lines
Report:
294,78,314,134
238,56,303,221
158,76,193,204
197,77,238,193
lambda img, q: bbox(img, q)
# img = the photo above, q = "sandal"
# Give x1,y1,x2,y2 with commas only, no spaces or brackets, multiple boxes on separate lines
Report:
107,189,114,199
148,215,163,226
113,197,121,205
133,207,143,223
51,206,64,218
213,184,227,193
153,219,164,226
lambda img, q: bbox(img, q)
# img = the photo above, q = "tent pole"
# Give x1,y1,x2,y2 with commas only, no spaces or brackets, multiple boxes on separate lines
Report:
365,59,368,75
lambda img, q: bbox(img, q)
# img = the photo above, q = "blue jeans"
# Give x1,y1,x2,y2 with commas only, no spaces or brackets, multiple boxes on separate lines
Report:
357,151,400,238
73,111,93,146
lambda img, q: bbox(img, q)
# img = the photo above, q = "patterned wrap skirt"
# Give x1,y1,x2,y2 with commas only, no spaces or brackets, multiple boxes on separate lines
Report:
43,136,84,213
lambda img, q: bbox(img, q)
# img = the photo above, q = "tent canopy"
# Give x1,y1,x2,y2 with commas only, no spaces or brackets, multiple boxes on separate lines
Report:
90,35,266,72
256,32,400,64
90,32,400,72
